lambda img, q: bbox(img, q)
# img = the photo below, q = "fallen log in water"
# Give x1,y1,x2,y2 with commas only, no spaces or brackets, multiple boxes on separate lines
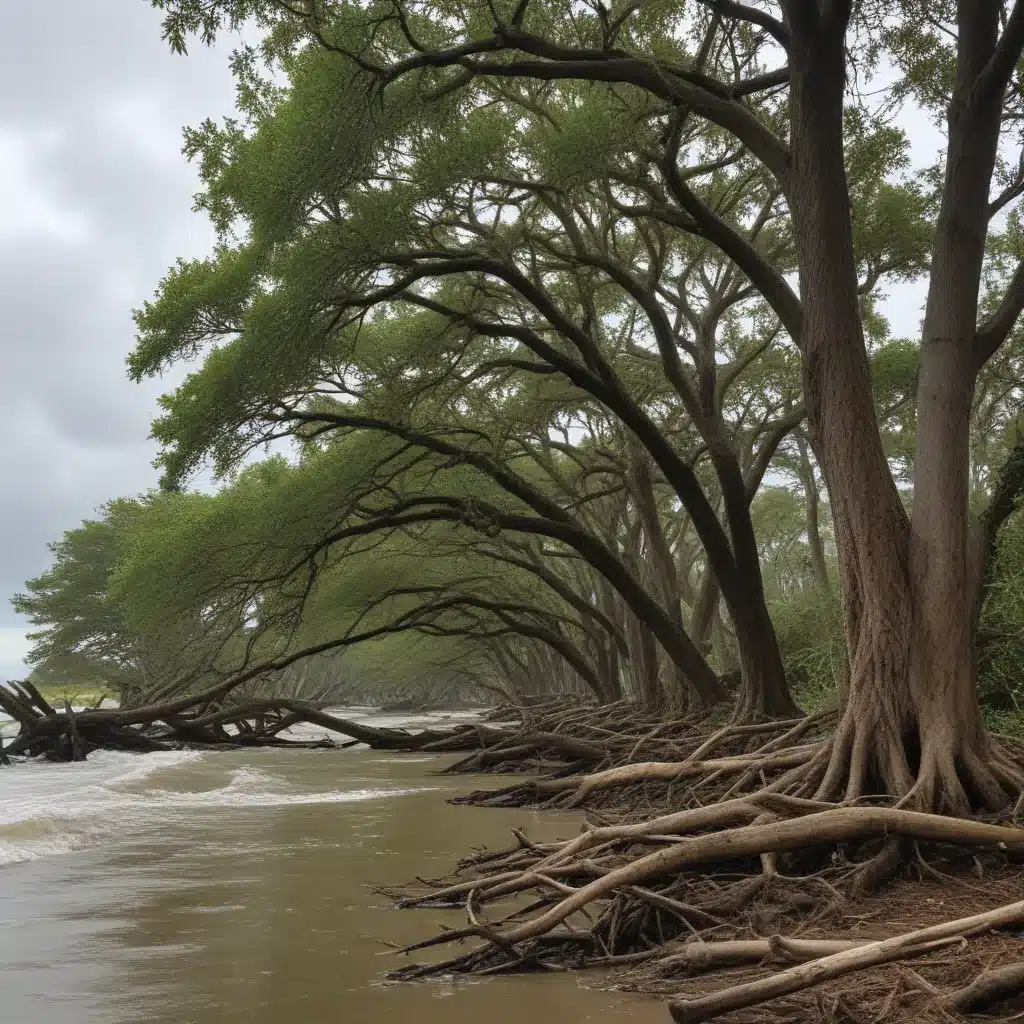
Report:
0,684,508,762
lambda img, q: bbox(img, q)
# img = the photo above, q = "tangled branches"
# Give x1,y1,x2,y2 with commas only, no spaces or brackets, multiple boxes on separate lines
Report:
378,704,1024,1022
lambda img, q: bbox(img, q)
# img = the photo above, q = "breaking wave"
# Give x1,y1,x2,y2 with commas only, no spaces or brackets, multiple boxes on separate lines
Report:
0,749,431,867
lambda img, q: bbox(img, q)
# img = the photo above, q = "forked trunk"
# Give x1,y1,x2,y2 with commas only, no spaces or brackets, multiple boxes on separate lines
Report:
788,3,1023,813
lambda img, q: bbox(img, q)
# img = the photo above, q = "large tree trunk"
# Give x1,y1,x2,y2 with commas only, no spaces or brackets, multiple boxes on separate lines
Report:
688,507,797,720
705,412,801,719
905,4,1013,813
730,597,802,720
787,6,929,804
701,416,799,719
787,2,1023,812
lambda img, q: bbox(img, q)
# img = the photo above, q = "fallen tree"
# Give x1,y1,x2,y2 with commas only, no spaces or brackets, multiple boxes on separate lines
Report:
668,897,1024,1023
0,680,493,760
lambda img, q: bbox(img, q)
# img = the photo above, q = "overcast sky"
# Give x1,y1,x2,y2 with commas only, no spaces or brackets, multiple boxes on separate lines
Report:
0,1,246,678
0,3,942,682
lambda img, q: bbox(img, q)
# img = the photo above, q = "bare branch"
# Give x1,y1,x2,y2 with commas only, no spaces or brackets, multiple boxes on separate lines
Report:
976,257,1024,365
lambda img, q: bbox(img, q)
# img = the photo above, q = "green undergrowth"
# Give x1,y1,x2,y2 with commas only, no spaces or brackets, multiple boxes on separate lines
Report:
767,551,1024,739
769,586,846,715
33,685,114,708
977,516,1024,737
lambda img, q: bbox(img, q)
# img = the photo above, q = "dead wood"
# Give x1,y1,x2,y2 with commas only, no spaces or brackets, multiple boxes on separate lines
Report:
659,936,871,971
414,808,1024,951
668,897,1024,1023
62,700,86,762
943,960,1024,1013
0,687,502,761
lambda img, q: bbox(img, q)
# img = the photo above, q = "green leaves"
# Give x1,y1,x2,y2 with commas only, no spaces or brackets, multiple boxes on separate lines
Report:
121,0,1024,715
527,85,649,190
131,245,262,379
11,495,234,700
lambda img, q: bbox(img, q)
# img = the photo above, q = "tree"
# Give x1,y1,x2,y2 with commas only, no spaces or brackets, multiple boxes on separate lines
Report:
144,0,1024,814
137,2,900,720
103,448,628,704
785,3,1024,812
11,495,247,706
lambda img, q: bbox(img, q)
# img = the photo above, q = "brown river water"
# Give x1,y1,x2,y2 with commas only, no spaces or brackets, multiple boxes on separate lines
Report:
0,709,668,1024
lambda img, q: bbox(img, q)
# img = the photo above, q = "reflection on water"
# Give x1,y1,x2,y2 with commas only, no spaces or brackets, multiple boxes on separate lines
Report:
0,712,667,1023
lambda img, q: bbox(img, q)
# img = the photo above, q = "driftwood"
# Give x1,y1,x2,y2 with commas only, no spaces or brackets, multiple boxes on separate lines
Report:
414,808,1024,950
659,936,872,971
0,685,501,762
668,897,1024,1023
63,700,85,762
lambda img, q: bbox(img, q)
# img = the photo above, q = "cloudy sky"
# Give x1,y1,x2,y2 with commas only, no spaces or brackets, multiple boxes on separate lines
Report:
0,1,246,678
0,3,942,681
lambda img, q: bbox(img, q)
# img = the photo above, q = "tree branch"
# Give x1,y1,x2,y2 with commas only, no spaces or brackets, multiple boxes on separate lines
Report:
377,30,792,184
696,0,791,49
745,405,807,501
976,257,1024,365
657,130,803,340
978,0,1024,98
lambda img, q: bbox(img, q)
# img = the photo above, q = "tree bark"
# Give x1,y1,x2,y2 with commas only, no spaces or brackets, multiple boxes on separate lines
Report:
703,422,800,719
690,566,719,656
906,1,1013,813
595,577,624,701
788,7,922,802
788,2,1024,811
730,596,802,720
626,603,663,710
629,449,696,709
796,432,848,699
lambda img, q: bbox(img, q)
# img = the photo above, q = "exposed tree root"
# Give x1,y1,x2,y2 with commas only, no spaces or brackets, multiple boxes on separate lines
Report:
808,691,1024,816
11,685,1024,1021
386,808,1024,955
450,705,840,811
943,960,1024,1014
374,703,1024,1024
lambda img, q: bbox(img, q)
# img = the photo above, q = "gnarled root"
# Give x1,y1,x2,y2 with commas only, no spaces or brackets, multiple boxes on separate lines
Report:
385,806,1024,973
376,699,1024,1022
807,676,1024,816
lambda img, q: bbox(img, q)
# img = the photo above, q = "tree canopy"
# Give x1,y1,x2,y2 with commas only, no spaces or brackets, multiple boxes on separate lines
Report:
10,0,1024,801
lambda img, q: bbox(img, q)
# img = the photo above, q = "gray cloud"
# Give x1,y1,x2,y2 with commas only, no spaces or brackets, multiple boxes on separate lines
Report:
0,1,241,677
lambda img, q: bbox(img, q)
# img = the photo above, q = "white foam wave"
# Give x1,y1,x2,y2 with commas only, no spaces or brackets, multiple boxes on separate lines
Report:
0,750,433,867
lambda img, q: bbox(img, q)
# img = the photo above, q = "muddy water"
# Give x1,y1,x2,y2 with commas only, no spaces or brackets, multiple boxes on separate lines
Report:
0,710,667,1024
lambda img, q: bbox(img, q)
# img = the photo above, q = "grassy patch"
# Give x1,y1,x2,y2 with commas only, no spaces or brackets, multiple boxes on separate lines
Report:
33,685,115,708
